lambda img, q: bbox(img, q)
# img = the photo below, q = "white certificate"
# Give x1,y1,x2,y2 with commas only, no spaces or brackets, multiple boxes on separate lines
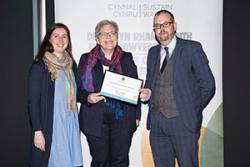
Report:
100,70,143,105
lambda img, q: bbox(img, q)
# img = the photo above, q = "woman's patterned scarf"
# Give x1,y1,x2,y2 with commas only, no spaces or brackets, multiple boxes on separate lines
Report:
81,45,126,119
81,44,122,91
44,51,77,112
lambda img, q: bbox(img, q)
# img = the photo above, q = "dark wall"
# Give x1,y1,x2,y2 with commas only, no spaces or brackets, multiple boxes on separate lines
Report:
223,0,250,167
0,0,33,166
45,0,55,30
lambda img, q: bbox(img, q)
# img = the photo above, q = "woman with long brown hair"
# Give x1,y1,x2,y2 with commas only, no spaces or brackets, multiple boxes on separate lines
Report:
28,23,83,167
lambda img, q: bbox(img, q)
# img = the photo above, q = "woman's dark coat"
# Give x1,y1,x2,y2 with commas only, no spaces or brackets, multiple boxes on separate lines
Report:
27,59,76,167
76,51,141,137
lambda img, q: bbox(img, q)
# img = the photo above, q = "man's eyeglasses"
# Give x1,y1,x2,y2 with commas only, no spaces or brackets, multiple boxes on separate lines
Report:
98,32,117,38
153,21,173,30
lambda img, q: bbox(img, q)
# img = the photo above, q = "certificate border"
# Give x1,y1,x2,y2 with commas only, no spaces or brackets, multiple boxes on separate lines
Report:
100,70,143,105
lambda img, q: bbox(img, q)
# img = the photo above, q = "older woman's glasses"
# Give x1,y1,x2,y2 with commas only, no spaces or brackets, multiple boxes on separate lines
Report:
98,32,117,39
153,21,173,30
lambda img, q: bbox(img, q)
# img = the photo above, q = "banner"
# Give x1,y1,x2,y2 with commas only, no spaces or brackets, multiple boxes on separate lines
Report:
55,0,223,166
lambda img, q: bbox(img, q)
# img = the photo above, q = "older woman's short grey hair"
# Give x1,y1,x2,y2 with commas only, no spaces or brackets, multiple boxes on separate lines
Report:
95,20,119,37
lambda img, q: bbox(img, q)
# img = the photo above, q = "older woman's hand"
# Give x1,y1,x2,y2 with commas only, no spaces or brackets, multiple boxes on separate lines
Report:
87,93,106,104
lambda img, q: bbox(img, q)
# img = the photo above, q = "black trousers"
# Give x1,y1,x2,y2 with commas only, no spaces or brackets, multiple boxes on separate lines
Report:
86,108,134,167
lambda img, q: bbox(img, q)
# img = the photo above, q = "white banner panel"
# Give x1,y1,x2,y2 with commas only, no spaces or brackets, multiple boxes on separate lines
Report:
55,1,223,166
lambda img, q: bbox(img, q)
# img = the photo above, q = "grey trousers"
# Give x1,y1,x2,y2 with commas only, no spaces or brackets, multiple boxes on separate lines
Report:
149,112,200,167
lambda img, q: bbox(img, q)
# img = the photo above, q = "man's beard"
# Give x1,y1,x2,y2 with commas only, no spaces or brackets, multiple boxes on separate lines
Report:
158,35,170,42
157,31,175,43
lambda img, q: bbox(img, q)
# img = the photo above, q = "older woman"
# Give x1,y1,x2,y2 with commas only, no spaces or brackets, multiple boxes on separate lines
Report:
28,23,83,167
76,20,141,167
